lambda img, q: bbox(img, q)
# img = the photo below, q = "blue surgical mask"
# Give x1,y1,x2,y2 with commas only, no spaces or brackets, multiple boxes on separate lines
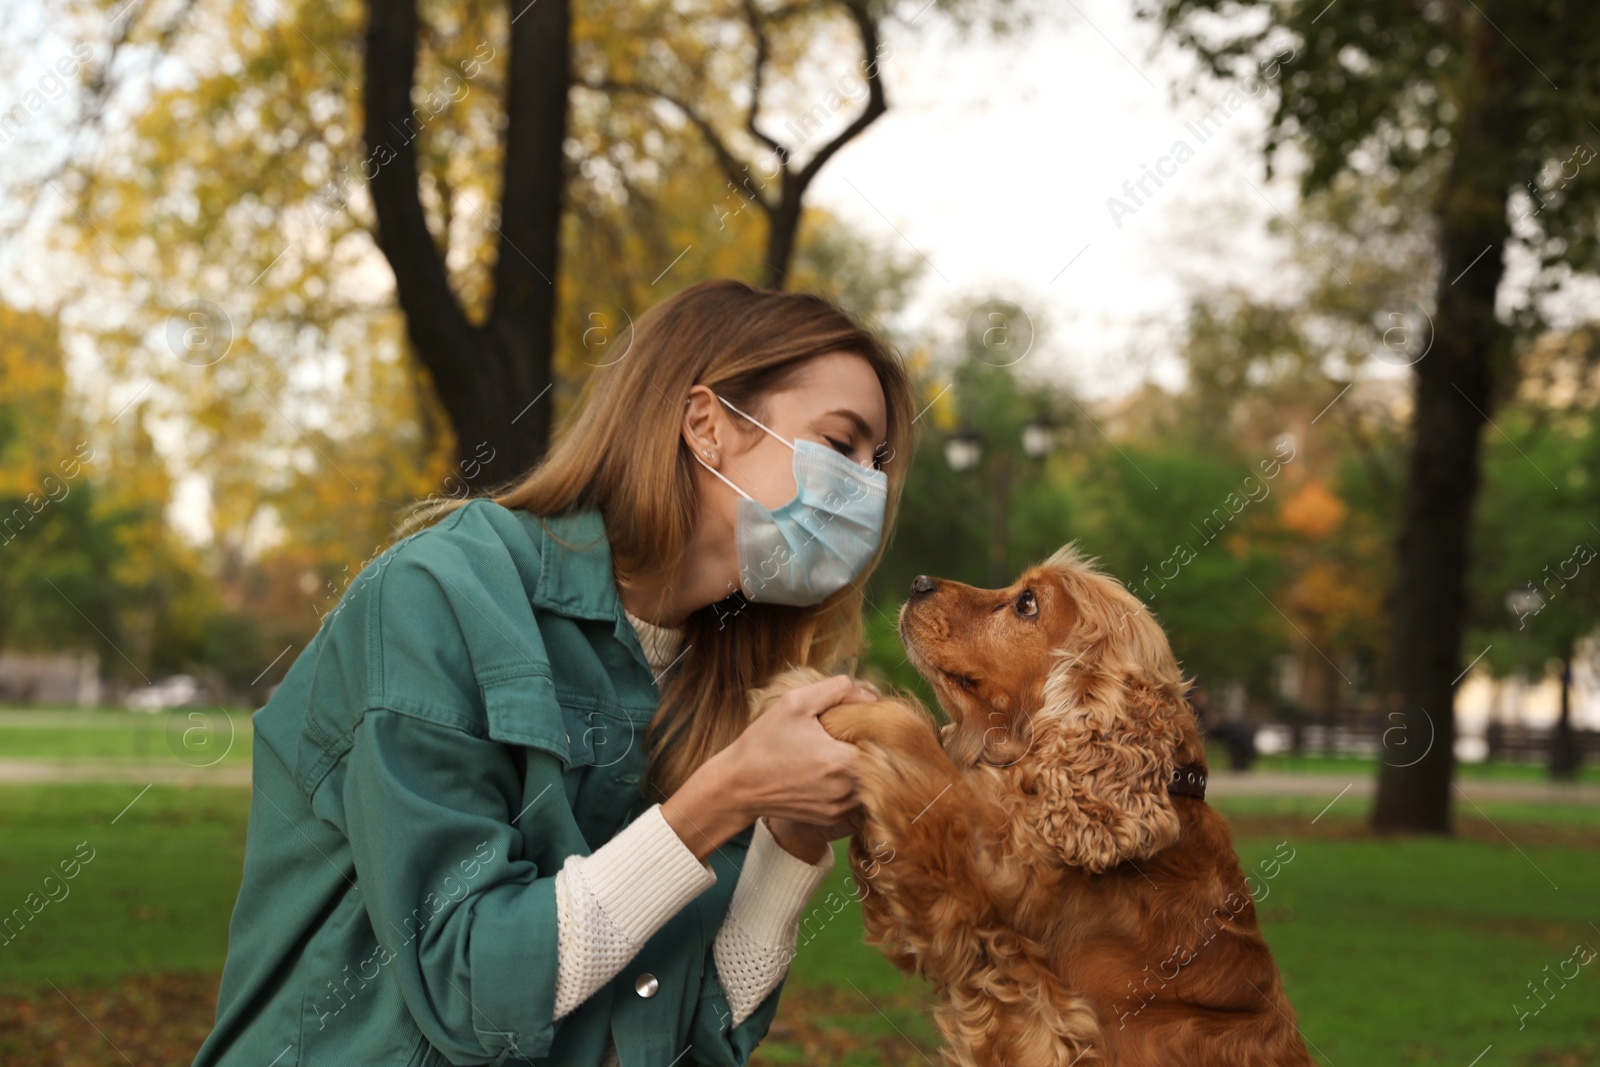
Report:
693,392,888,606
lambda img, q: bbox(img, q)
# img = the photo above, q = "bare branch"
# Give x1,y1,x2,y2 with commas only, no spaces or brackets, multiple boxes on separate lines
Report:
577,75,775,215
1,0,199,248
738,0,791,166
793,0,888,189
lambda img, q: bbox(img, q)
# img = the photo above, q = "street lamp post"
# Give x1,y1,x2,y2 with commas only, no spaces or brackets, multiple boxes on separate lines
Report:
943,415,1055,587
1501,588,1579,779
943,427,983,474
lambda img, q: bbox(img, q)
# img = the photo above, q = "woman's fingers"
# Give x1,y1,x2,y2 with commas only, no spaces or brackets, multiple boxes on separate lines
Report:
812,673,866,712
737,672,881,827
839,675,880,704
801,805,867,843
787,673,881,717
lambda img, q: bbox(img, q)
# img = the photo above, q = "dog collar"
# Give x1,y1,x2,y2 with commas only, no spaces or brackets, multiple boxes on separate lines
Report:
1168,763,1208,800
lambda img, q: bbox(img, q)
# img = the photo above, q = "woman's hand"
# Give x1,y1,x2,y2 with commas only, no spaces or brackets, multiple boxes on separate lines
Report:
723,673,876,826
765,808,865,864
663,673,875,862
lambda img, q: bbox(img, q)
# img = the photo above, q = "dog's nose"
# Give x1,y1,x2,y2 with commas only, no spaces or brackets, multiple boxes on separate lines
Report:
910,574,936,597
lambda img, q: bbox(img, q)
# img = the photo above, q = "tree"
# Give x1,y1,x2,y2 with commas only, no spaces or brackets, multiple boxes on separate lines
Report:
363,0,568,481
1142,0,1600,831
365,0,1035,466
572,0,1030,289
1469,329,1600,779
0,301,223,696
577,0,890,290
43,0,1010,549
860,323,1082,697
1074,442,1287,701
0,303,103,657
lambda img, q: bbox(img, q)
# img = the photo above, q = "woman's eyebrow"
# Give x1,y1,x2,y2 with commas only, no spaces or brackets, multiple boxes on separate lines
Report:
821,407,878,443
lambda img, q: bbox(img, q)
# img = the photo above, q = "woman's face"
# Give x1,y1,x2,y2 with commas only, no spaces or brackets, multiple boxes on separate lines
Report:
687,350,889,515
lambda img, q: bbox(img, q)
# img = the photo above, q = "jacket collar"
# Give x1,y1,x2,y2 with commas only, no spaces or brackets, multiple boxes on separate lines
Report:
527,505,661,681
530,506,625,622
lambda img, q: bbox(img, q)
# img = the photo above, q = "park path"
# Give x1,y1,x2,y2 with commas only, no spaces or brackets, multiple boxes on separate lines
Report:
0,759,252,787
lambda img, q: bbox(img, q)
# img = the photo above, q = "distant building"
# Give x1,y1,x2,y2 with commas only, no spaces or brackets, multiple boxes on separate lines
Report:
0,650,102,706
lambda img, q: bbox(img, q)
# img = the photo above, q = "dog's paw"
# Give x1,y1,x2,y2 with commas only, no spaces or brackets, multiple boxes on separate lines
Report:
747,668,944,764
819,695,942,755
747,665,832,722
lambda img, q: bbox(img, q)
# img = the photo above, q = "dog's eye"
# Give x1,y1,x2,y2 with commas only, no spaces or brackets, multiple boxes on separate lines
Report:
1015,589,1038,617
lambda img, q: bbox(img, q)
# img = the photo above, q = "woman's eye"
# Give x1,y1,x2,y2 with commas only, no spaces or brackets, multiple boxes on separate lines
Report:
1015,590,1038,617
825,437,853,458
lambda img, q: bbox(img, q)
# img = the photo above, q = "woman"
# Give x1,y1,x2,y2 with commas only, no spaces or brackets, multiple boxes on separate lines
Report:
191,278,919,1067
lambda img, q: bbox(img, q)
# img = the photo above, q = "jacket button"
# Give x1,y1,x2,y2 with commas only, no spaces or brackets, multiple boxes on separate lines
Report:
634,972,658,998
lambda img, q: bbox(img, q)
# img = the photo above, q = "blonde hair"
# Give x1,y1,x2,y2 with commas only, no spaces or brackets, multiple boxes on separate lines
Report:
398,278,919,802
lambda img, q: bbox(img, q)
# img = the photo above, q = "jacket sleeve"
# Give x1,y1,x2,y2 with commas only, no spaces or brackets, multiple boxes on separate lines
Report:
688,959,787,1067
553,803,718,1020
710,816,834,1026
339,705,565,1065
683,823,824,1067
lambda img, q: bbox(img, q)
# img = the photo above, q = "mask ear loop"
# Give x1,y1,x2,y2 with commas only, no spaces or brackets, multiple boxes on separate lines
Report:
716,394,794,450
686,391,767,502
702,392,803,503
720,392,881,477
693,449,755,502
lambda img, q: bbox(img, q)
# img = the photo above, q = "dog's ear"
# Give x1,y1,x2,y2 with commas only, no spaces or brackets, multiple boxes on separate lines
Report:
1024,672,1184,873
1018,567,1196,873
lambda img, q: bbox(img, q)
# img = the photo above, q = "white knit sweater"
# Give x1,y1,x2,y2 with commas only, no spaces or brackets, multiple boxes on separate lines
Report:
551,610,834,1066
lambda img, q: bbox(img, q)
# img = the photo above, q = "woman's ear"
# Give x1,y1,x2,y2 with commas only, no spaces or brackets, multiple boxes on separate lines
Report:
1024,674,1183,874
682,385,724,459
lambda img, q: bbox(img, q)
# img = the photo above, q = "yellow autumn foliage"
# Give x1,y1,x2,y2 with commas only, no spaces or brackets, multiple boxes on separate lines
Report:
1279,479,1347,539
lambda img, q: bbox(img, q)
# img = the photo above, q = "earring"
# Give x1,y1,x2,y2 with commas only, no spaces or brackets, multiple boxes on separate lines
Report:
703,449,714,460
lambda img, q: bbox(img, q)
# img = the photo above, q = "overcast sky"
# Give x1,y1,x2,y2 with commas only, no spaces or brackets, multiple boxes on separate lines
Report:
805,0,1297,399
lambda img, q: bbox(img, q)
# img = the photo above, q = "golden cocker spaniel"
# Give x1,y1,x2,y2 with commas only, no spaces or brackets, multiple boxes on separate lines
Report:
751,545,1315,1067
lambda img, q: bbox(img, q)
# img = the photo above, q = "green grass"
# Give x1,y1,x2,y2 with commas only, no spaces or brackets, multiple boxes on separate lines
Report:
1212,791,1600,828
0,784,250,989
0,708,253,765
1228,830,1600,1065
779,795,1600,1065
1213,743,1600,784
2,774,1597,1064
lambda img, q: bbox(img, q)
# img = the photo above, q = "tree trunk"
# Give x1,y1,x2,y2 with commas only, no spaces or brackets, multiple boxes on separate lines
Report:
363,0,569,482
1371,18,1523,834
761,182,803,291
1550,657,1578,780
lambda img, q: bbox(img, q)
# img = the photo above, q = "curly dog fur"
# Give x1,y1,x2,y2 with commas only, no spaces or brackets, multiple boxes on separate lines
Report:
748,544,1315,1067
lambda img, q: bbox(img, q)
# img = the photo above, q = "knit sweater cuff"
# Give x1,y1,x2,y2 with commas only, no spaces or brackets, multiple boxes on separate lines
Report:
575,802,718,944
725,816,835,946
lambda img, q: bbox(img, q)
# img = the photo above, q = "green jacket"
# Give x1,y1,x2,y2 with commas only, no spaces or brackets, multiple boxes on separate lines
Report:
193,500,786,1067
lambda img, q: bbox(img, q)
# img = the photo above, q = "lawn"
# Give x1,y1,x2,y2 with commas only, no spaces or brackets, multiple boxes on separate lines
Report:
1,780,1597,1065
1233,747,1600,785
11,706,1596,785
0,708,253,765
0,784,248,989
